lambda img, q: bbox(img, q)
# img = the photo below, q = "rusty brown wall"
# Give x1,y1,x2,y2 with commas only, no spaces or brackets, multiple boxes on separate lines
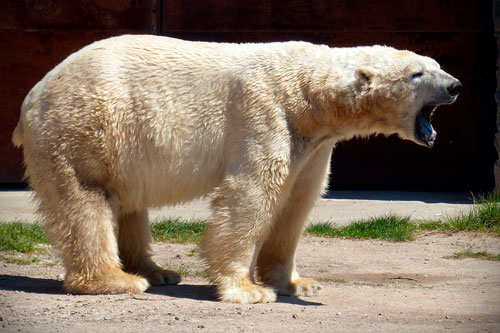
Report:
160,0,498,191
1,0,497,190
0,0,154,184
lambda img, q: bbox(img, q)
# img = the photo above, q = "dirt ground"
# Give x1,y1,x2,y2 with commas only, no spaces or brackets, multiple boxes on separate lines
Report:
1,232,499,332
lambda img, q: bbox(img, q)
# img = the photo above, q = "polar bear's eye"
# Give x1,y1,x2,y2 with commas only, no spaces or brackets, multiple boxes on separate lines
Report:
411,72,424,79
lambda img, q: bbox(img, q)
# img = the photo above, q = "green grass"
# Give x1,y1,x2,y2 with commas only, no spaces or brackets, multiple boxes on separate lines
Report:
150,219,206,243
445,249,500,261
316,276,347,283
0,222,48,253
164,263,191,276
0,192,499,257
307,192,500,241
420,192,500,235
306,215,416,241
0,255,41,265
186,248,198,257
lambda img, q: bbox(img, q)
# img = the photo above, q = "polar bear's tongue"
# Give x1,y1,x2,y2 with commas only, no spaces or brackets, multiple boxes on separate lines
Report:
416,114,437,148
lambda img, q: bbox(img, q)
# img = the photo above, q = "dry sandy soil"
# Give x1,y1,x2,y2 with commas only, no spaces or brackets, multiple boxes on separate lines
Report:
1,232,499,332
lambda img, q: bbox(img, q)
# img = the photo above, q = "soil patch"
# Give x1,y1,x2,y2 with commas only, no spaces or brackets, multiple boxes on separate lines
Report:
1,233,499,332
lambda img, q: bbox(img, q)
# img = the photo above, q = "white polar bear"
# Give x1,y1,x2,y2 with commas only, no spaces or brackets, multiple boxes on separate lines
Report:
12,35,460,303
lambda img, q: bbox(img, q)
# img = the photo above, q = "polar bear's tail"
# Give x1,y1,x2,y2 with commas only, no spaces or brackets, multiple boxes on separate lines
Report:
12,86,34,148
12,118,24,147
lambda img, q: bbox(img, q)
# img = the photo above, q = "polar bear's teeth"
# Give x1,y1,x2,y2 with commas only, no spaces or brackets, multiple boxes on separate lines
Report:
429,106,438,121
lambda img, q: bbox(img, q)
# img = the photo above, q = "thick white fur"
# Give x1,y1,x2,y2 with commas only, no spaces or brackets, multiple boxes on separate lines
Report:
12,35,458,302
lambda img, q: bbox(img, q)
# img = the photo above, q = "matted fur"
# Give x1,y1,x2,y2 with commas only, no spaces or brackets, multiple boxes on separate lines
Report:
12,35,459,303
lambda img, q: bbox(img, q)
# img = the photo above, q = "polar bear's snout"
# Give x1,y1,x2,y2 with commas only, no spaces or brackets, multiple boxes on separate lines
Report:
432,73,461,106
447,80,462,97
415,75,461,148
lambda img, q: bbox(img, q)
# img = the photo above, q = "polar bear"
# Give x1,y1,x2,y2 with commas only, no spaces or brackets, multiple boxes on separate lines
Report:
12,35,460,303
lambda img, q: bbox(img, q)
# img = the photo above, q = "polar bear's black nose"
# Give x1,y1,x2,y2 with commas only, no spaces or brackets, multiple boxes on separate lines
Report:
447,80,462,97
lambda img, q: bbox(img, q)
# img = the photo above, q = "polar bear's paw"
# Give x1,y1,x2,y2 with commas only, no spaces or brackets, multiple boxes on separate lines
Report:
218,278,277,304
143,266,181,286
278,278,322,297
64,267,150,294
125,259,181,286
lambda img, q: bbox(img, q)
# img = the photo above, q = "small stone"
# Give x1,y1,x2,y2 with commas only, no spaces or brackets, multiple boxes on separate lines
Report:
175,316,179,320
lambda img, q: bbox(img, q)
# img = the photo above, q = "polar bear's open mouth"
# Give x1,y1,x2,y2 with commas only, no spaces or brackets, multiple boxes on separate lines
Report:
415,104,438,148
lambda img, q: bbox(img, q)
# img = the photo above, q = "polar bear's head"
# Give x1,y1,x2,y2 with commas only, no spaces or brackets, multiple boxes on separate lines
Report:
346,46,461,147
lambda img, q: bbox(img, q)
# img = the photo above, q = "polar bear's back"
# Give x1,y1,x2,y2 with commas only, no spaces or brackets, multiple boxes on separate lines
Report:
18,36,258,209
19,35,326,210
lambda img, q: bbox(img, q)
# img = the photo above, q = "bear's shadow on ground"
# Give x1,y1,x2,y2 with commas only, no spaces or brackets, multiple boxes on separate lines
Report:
149,284,324,305
0,275,323,305
0,275,64,295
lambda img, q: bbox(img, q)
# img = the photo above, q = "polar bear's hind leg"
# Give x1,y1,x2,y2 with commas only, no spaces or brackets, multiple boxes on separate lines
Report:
118,209,181,286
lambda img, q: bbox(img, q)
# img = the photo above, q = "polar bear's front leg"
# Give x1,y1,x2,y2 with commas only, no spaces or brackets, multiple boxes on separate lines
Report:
200,169,288,303
201,191,278,303
257,144,333,297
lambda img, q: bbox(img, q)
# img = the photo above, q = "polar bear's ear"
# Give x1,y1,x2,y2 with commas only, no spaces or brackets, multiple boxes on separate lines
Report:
355,67,377,84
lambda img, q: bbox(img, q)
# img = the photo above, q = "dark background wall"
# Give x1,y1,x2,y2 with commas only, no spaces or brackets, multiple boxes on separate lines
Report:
1,0,497,191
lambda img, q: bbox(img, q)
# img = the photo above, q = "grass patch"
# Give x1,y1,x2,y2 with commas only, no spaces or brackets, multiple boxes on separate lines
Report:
150,219,206,243
0,254,41,265
0,219,206,253
164,263,191,276
306,215,415,241
445,249,500,261
444,192,500,234
316,276,347,283
0,222,49,253
195,269,209,278
307,192,500,241
420,192,500,235
187,248,198,257
164,263,208,277
1,192,498,253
